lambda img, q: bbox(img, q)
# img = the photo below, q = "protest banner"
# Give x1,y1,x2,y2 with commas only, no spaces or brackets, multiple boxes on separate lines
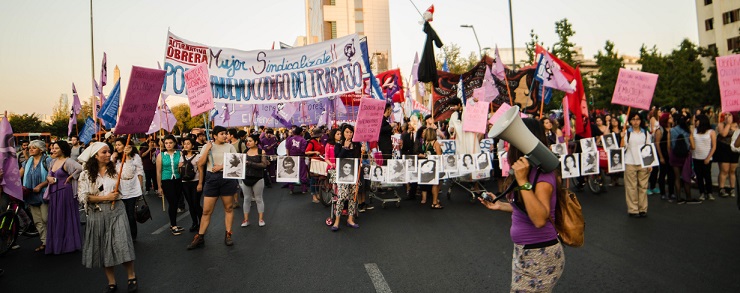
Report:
184,62,215,116
717,54,740,113
163,31,363,104
439,140,457,154
114,66,166,135
463,101,489,134
611,68,658,110
352,98,386,142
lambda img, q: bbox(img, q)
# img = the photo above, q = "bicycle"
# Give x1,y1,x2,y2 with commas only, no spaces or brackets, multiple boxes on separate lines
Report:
309,158,335,207
0,196,33,256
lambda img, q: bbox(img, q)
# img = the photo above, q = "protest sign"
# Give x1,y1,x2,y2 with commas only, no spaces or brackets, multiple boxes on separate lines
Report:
184,62,215,116
114,66,166,134
163,31,363,104
439,140,457,154
352,98,386,142
611,68,658,110
717,54,740,113
463,101,489,134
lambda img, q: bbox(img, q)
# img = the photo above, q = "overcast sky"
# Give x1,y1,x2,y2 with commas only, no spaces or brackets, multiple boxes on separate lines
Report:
0,0,698,116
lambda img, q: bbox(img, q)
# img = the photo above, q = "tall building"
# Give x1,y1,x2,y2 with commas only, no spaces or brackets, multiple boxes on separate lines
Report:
695,0,740,56
304,0,392,72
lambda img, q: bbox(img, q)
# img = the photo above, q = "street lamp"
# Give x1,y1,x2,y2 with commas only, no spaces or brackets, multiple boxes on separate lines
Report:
460,24,483,58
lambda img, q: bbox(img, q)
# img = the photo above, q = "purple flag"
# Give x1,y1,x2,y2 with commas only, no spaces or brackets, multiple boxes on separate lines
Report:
535,53,575,93
71,83,82,115
0,117,23,201
271,102,297,127
493,46,507,80
93,78,102,97
147,98,177,134
68,111,76,137
100,52,107,87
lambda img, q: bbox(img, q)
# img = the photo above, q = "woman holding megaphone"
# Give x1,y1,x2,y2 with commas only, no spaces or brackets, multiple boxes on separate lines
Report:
478,117,564,292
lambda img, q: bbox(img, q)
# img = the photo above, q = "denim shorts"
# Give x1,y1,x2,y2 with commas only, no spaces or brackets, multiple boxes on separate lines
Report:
203,171,239,197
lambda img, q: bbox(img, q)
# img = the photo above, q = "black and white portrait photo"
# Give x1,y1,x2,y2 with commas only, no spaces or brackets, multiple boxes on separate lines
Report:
640,143,660,168
601,133,618,150
550,142,568,157
335,158,358,184
442,154,458,172
581,152,599,175
371,165,385,182
476,153,491,170
223,153,246,179
362,164,371,181
580,137,597,154
608,148,625,173
276,156,300,183
404,155,418,173
387,159,407,183
459,154,477,174
417,159,439,185
561,154,580,179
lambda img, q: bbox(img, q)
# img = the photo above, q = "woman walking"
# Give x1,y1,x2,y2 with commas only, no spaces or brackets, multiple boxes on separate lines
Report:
240,134,270,227
419,128,443,209
112,138,144,241
179,137,203,232
156,135,184,235
655,113,675,201
77,142,137,292
668,114,698,204
331,124,361,231
45,141,83,254
20,140,52,252
714,112,738,197
621,113,652,217
691,114,716,201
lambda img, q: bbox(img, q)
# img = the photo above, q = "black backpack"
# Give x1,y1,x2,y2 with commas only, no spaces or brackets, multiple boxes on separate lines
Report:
673,133,689,158
179,154,196,181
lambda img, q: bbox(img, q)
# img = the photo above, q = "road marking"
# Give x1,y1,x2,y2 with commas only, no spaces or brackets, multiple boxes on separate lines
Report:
364,263,392,293
151,211,191,234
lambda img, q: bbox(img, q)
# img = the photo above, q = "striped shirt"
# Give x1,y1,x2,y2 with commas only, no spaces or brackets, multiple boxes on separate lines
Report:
692,129,713,160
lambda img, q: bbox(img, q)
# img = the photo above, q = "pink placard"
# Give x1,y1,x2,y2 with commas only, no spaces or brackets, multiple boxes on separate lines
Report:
114,66,166,135
352,98,386,142
463,101,489,134
611,68,658,110
184,62,215,117
489,103,512,125
717,54,740,113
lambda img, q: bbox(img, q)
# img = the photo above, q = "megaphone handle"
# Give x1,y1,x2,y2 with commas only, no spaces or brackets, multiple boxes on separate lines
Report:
486,179,519,203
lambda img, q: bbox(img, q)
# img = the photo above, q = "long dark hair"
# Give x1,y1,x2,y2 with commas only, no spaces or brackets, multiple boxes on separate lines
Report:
85,149,116,183
696,114,711,134
113,137,139,162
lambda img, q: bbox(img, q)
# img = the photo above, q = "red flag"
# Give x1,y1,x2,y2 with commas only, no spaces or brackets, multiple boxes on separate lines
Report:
568,67,591,138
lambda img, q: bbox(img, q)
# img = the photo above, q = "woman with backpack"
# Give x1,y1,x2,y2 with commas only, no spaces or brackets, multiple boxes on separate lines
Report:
621,113,653,218
156,135,184,235
655,113,675,201
111,137,144,242
478,118,564,292
239,134,270,227
691,114,716,201
20,140,52,252
179,137,202,232
668,114,699,204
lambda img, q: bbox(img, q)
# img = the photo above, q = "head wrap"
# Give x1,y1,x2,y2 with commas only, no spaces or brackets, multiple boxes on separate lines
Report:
77,142,108,163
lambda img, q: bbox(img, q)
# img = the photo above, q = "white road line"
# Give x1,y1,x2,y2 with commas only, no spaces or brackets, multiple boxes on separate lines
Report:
151,211,191,234
364,263,392,293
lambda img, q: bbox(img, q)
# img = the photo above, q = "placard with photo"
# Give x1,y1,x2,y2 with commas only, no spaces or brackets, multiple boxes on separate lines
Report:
276,156,300,183
223,153,246,179
404,155,418,173
417,159,439,185
442,154,458,173
639,143,660,168
370,165,385,182
581,152,600,175
361,164,371,180
386,159,407,183
458,154,477,174
580,137,597,154
561,154,580,179
601,133,618,150
476,152,491,170
335,158,358,184
608,148,625,173
550,142,568,157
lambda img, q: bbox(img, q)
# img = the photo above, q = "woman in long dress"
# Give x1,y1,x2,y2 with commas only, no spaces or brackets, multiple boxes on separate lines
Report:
77,142,137,293
45,141,82,254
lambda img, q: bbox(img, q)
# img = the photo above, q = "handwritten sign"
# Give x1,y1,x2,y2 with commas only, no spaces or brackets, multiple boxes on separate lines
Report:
353,98,386,142
184,62,215,116
439,140,457,154
114,66,166,135
611,68,658,110
717,54,740,113
463,101,489,134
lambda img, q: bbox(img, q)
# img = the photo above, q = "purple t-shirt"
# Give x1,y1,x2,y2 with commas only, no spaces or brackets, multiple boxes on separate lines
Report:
286,135,307,157
509,169,558,245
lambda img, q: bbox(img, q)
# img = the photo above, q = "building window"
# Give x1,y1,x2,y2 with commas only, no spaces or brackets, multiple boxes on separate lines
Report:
708,43,717,53
704,0,712,5
323,21,337,40
323,0,335,6
330,21,337,39
705,18,713,31
728,37,740,52
723,9,740,25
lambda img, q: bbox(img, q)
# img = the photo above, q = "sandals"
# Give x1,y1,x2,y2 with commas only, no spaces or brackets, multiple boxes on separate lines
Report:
34,245,45,252
127,278,138,292
431,203,444,209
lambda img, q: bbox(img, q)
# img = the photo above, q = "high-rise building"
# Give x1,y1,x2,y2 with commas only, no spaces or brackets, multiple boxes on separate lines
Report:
695,0,740,56
304,0,392,72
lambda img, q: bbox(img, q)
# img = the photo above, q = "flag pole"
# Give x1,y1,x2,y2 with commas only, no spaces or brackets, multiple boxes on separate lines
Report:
620,107,631,147
539,83,545,119
89,0,97,142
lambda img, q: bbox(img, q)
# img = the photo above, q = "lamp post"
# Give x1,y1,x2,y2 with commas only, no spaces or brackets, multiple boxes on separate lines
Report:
460,24,483,58
508,0,516,70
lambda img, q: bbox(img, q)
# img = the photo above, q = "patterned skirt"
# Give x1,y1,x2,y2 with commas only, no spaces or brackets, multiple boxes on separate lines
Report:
82,201,136,268
510,242,565,293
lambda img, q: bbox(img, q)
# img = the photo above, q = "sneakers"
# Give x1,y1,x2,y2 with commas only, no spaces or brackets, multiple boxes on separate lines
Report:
258,220,266,227
241,220,249,227
187,234,205,250
686,199,703,205
731,189,737,198
719,189,728,198
677,199,686,204
171,226,184,236
698,194,706,201
647,189,654,195
365,205,375,210
224,231,234,246
651,187,661,194
707,194,716,201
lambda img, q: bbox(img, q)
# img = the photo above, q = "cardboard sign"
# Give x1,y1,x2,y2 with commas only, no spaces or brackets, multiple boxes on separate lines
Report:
717,54,740,113
352,98,386,142
184,62,215,117
463,101,489,134
114,66,166,134
611,68,658,110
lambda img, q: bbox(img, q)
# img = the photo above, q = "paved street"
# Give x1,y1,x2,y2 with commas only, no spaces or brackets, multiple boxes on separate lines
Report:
2,178,739,292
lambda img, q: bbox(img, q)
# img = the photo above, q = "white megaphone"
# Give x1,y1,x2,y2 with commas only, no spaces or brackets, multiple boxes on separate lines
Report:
489,105,560,174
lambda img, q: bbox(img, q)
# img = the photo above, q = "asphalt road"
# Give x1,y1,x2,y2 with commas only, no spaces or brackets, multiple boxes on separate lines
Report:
1,177,739,293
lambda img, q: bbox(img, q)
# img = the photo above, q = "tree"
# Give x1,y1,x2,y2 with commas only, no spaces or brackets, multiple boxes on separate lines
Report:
434,43,479,75
639,39,706,109
699,45,720,107
170,104,205,134
8,113,44,133
592,40,624,110
552,19,578,66
524,29,543,66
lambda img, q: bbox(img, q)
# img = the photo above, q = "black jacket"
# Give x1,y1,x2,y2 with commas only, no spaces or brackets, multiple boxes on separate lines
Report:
377,117,393,156
417,22,443,87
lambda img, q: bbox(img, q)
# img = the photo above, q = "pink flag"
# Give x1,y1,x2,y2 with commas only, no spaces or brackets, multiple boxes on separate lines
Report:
0,117,23,201
480,65,499,102
492,46,507,80
272,102,297,127
100,52,108,87
535,53,575,93
147,98,177,134
562,96,572,139
71,83,82,115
